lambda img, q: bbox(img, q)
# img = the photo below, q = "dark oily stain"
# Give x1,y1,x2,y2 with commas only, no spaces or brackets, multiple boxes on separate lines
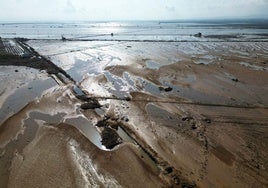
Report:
101,127,122,149
211,145,235,166
80,101,102,110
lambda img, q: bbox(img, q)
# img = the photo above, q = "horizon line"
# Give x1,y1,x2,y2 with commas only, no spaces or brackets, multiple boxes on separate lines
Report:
1,17,268,24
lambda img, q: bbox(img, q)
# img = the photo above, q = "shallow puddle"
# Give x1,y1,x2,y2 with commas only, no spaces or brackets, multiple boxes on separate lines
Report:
104,71,134,98
64,115,104,150
146,60,161,69
0,77,56,124
117,127,135,144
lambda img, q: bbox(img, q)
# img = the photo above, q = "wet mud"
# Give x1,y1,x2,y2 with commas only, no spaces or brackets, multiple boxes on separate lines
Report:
1,38,268,187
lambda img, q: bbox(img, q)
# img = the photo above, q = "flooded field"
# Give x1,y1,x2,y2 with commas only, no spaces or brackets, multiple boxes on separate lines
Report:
0,20,268,187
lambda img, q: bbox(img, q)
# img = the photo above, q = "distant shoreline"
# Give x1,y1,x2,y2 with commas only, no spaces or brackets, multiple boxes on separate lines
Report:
1,18,268,24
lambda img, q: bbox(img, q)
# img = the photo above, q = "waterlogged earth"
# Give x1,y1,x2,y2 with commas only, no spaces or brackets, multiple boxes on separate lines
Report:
0,32,268,188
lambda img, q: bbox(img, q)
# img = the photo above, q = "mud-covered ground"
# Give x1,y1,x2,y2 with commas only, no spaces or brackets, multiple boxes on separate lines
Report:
0,38,268,187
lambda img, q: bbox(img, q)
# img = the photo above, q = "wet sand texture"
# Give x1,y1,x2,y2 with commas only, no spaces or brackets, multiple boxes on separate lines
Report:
1,38,268,187
8,123,164,188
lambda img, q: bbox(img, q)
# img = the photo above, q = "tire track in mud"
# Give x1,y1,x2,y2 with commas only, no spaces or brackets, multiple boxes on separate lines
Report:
197,120,209,181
